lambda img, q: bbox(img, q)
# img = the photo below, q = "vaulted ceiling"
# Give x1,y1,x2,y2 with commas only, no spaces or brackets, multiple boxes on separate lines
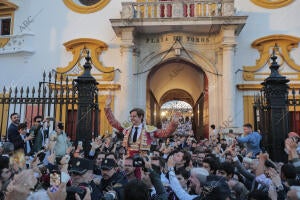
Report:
148,60,205,106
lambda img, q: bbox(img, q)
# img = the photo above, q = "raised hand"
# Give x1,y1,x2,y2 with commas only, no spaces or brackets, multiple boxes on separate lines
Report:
285,138,297,153
171,112,181,124
75,187,91,200
47,151,56,165
258,152,269,161
25,135,34,141
167,155,175,168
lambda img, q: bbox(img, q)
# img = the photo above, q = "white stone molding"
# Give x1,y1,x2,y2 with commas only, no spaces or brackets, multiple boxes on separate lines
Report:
0,33,35,56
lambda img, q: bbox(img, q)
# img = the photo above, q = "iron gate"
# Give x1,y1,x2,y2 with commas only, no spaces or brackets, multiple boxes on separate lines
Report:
0,69,99,141
254,87,300,146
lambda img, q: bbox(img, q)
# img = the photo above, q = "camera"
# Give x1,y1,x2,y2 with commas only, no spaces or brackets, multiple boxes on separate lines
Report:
132,154,145,168
100,191,116,200
292,137,300,143
66,183,92,200
66,186,86,200
50,170,61,191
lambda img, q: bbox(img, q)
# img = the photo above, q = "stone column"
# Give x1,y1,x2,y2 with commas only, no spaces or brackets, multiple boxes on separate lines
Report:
119,27,135,120
221,26,236,127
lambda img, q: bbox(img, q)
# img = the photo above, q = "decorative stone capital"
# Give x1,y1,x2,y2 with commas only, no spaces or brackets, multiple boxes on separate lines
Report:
120,27,135,54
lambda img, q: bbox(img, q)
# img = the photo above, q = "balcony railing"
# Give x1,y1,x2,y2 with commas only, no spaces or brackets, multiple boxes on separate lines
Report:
0,33,35,55
121,0,234,19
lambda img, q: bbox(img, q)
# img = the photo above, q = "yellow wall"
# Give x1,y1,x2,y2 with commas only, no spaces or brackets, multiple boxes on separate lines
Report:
243,96,255,125
0,94,9,137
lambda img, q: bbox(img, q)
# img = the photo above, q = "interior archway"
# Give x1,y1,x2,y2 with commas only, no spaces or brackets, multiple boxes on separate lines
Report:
146,59,209,139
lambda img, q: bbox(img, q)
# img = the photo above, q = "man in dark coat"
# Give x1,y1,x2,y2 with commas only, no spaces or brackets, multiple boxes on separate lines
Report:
7,113,20,145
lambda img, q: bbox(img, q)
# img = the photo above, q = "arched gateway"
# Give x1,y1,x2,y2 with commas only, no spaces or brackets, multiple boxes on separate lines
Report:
146,59,209,139
110,0,246,139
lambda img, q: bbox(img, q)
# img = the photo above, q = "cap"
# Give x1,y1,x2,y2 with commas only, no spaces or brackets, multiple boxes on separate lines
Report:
101,158,117,170
288,132,299,138
69,158,94,175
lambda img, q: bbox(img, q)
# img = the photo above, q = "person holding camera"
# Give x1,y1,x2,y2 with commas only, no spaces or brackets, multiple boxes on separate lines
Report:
124,155,168,200
16,123,34,156
104,95,180,156
31,115,46,153
97,157,128,200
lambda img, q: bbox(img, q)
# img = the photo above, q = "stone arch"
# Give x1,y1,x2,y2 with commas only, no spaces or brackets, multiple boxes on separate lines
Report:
139,46,219,83
146,58,210,139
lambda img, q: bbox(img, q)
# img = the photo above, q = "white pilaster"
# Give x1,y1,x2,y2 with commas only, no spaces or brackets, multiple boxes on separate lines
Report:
221,27,236,127
118,27,136,120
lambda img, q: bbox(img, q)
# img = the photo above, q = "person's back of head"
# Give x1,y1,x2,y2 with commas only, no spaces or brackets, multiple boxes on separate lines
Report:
2,142,14,155
281,163,296,180
124,179,149,200
0,155,9,170
190,167,209,185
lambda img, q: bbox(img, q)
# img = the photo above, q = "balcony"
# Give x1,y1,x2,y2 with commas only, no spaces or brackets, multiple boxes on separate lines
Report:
111,0,247,36
0,33,35,55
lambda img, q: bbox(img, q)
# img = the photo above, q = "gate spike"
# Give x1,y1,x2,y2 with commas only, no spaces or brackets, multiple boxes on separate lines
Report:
54,71,57,82
43,71,46,80
60,73,63,82
49,87,53,95
14,87,18,95
26,87,29,96
20,87,24,95
48,71,52,82
8,87,12,98
44,87,47,95
3,86,6,94
292,88,295,95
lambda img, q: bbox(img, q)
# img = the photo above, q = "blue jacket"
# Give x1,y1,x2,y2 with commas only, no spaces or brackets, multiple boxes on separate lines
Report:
237,132,262,157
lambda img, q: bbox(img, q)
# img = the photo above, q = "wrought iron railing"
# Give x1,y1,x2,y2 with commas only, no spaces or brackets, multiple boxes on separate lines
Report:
0,71,80,140
254,87,300,140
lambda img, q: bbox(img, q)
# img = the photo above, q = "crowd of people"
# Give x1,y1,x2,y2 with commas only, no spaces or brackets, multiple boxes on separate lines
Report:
161,116,193,136
1,104,300,200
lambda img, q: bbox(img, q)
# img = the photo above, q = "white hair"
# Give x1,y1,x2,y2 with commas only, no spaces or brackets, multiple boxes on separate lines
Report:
190,167,209,184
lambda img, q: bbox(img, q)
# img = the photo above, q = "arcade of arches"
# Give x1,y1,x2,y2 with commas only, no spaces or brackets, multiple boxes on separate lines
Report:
146,59,209,140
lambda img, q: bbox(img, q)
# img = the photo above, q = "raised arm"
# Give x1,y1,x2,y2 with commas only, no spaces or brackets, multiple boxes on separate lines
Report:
104,95,124,132
237,134,250,144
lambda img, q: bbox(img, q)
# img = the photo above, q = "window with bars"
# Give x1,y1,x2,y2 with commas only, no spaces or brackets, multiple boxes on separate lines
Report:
0,17,11,35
